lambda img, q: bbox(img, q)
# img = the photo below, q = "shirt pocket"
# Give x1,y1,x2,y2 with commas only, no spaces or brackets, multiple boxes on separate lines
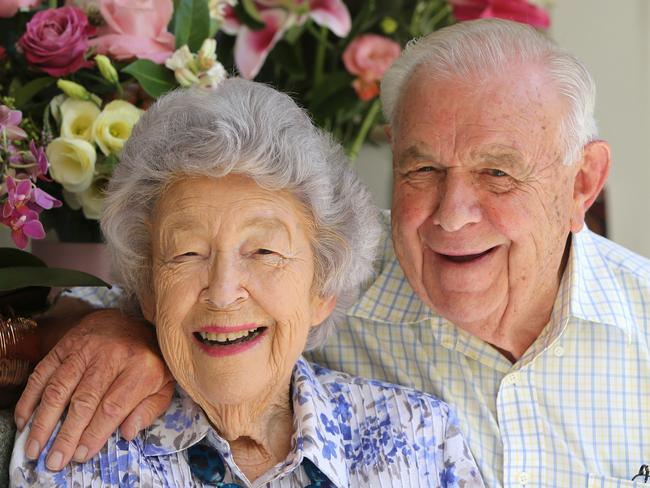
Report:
588,473,648,487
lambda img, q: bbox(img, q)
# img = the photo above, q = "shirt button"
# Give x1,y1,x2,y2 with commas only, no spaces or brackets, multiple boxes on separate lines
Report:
503,372,521,386
519,471,529,485
554,346,564,357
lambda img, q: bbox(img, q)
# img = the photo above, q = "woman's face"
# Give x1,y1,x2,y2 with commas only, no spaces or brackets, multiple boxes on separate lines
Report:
146,174,333,409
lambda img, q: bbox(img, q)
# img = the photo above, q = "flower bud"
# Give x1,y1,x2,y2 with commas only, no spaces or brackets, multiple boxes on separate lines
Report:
57,79,102,106
95,54,119,85
174,67,200,87
380,17,398,34
197,39,217,70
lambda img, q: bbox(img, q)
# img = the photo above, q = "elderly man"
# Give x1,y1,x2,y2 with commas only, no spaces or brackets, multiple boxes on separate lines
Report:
14,19,650,487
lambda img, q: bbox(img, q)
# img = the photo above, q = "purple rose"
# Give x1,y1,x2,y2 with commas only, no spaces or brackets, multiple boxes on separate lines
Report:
19,6,96,77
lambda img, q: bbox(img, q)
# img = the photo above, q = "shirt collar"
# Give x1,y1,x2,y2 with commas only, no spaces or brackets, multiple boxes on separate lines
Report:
566,228,635,336
141,358,349,488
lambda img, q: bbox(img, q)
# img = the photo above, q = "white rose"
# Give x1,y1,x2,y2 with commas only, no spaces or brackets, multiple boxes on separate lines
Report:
46,137,96,193
77,175,109,220
59,98,100,142
92,100,143,156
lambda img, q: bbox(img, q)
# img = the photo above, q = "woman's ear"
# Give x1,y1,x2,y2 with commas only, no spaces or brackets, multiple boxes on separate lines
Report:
310,295,336,327
140,291,156,323
570,140,611,233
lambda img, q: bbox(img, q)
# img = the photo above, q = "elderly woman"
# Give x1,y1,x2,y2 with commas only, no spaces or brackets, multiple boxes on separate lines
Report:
11,79,483,487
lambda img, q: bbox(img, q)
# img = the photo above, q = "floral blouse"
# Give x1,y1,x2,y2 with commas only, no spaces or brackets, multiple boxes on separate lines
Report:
11,358,484,487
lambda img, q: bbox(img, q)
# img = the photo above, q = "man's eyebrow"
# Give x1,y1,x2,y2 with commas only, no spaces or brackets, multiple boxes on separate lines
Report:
396,145,438,167
472,147,524,168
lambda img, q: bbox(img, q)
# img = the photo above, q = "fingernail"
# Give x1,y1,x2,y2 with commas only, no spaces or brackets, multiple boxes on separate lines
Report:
25,439,40,460
73,445,88,462
46,450,63,471
15,416,25,431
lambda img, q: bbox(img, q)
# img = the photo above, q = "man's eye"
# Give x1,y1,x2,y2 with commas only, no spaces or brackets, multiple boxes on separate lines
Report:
416,166,436,173
256,248,275,255
486,169,508,177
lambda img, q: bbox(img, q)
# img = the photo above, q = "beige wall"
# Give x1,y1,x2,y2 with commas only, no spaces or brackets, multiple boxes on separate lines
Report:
551,0,650,257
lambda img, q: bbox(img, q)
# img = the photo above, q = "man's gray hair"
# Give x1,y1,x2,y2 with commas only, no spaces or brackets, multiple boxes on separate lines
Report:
101,78,382,350
381,18,598,165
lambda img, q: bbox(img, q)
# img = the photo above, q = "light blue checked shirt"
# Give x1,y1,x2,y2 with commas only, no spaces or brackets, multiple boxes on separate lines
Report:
57,213,650,487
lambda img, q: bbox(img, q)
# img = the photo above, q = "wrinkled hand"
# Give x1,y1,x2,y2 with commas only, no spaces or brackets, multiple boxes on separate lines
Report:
14,308,174,471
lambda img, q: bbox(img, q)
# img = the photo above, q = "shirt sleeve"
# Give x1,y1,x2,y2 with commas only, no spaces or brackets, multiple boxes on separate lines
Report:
61,285,124,309
439,405,485,487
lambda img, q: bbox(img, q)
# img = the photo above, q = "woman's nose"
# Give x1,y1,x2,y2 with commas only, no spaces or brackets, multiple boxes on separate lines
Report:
202,254,249,309
431,172,482,232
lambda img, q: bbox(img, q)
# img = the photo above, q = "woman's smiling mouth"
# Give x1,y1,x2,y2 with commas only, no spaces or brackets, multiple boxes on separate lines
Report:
194,327,267,346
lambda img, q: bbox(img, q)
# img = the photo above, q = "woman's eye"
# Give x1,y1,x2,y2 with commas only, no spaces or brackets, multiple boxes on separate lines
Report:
256,248,275,255
415,166,436,173
173,251,202,260
486,169,508,177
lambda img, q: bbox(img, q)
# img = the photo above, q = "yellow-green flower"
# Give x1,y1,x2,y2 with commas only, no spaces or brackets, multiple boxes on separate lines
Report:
46,137,97,193
92,100,143,156
77,175,109,220
59,98,100,143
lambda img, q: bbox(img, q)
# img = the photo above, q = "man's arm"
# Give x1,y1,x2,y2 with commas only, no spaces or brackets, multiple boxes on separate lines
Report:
14,302,174,471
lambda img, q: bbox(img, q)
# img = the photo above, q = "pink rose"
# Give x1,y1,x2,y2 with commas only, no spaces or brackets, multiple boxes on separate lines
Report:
449,0,550,29
343,34,400,101
343,34,401,83
18,7,95,77
0,0,41,18
90,0,175,64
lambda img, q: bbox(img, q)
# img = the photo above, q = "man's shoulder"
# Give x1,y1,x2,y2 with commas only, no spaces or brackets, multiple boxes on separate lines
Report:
578,229,650,284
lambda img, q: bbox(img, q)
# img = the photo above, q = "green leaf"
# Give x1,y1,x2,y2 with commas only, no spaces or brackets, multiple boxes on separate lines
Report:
0,267,110,291
233,0,265,30
0,248,47,268
173,0,211,51
240,0,263,22
13,77,56,108
122,60,177,98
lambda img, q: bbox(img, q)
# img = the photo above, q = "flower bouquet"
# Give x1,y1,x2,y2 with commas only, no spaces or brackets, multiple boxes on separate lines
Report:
0,0,550,247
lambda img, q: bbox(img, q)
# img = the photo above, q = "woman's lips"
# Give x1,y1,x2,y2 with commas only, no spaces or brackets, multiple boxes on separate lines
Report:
193,326,268,357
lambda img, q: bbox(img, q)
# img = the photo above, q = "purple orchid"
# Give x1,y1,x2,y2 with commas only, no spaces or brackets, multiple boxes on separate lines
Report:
28,140,50,180
0,105,28,140
4,208,46,249
31,187,62,211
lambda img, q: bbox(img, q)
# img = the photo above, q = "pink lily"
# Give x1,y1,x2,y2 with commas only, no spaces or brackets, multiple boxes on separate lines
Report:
225,0,351,79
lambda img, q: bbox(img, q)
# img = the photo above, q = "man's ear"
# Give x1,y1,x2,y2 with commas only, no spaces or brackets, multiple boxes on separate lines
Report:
384,124,393,145
310,295,336,327
570,140,611,233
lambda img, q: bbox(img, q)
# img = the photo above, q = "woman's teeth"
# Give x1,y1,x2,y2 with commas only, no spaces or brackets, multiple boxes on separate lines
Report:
195,327,264,346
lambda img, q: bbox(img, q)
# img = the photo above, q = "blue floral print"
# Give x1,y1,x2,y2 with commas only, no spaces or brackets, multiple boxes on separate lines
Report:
11,357,484,487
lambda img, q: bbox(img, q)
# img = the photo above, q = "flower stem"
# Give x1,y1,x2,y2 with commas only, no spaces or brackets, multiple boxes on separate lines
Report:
313,25,327,88
48,0,57,8
347,98,382,164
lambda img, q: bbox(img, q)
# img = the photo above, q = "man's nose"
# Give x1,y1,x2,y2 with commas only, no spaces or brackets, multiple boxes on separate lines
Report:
202,254,249,309
431,172,482,232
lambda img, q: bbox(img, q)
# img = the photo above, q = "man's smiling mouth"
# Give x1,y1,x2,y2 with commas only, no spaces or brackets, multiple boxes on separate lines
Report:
437,246,497,263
